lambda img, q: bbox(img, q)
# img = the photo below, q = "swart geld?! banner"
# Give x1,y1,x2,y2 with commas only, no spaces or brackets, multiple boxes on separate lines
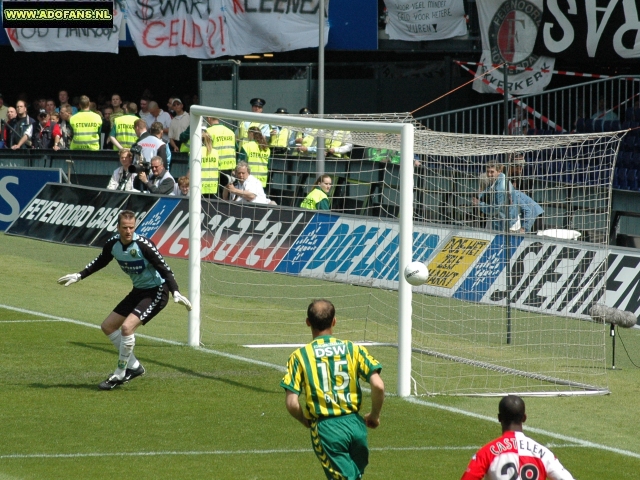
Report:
124,0,328,59
6,184,639,326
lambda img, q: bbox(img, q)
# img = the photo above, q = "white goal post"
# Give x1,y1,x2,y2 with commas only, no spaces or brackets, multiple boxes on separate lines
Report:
187,106,416,397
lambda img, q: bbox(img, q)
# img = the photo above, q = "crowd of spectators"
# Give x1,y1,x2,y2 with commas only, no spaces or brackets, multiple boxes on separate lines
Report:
1,93,546,227
0,90,199,152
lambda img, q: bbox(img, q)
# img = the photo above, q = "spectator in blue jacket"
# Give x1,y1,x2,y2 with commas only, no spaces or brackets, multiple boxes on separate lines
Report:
472,161,519,232
511,189,544,233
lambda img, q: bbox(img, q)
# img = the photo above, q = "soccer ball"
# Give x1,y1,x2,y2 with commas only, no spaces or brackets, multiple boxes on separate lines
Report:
404,262,429,286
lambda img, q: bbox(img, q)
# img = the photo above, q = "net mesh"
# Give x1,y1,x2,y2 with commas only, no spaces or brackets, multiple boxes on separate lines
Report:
195,111,622,396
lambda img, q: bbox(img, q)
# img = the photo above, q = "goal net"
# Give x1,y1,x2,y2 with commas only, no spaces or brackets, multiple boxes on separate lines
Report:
187,106,621,397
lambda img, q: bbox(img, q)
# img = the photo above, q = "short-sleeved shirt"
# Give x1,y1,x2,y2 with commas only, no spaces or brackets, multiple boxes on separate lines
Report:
169,112,190,141
461,431,575,480
281,335,382,419
79,232,179,292
229,174,269,204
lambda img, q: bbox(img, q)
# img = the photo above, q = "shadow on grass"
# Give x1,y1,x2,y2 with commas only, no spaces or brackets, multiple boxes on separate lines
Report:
44,341,277,394
29,382,105,391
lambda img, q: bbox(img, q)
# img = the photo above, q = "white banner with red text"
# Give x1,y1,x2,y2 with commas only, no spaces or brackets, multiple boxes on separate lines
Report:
124,0,328,59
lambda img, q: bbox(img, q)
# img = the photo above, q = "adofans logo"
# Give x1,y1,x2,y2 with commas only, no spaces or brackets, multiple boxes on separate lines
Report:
489,0,542,69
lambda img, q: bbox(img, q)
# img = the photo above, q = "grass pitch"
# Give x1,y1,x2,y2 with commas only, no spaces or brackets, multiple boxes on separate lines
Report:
1,232,640,479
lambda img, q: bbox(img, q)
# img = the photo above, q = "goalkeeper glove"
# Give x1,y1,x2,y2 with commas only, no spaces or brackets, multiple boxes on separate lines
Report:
57,273,81,287
173,292,192,311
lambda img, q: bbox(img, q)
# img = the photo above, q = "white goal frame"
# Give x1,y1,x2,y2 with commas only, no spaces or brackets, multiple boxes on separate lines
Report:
187,106,416,397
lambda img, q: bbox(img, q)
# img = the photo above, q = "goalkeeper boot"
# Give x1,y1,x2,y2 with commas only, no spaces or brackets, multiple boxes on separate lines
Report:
125,364,146,382
98,374,127,391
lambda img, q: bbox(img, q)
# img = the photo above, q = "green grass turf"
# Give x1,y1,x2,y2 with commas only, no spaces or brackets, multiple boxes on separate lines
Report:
1,232,640,478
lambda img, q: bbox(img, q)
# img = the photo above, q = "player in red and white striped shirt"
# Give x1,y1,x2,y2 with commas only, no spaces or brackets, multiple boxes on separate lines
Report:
461,395,575,480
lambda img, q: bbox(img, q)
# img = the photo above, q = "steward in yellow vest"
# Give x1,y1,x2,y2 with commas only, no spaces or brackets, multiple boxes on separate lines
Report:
238,121,269,151
239,127,270,188
179,126,191,153
269,107,291,155
206,121,236,171
70,96,102,151
325,130,352,159
291,128,318,158
237,97,270,151
201,131,220,196
109,114,138,150
300,175,332,210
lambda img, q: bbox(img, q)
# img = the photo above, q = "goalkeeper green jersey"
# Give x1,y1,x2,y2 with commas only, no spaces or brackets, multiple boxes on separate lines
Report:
281,336,381,419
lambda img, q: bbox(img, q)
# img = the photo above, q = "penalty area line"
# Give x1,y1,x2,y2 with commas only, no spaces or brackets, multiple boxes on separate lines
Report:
0,319,69,323
0,444,590,460
1,304,637,459
0,445,479,460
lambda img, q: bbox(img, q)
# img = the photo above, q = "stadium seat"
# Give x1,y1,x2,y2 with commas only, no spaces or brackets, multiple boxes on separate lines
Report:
572,209,608,238
323,160,349,175
267,172,297,207
583,119,595,133
623,135,636,152
616,168,628,189
628,169,639,190
343,181,372,216
624,107,635,122
593,119,605,132
613,170,621,189
289,158,317,174
379,185,401,218
383,163,400,189
270,157,287,171
347,160,381,183
575,118,586,133
618,151,632,168
542,205,569,229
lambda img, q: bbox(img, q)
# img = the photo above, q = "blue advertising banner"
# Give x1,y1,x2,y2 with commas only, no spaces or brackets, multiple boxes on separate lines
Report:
7,183,637,326
0,167,62,231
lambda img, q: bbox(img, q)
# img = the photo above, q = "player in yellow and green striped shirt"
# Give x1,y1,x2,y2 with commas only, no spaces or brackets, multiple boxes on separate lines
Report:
281,299,385,480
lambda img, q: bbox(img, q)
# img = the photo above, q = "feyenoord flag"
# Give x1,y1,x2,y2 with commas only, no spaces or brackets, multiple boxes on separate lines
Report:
473,0,555,95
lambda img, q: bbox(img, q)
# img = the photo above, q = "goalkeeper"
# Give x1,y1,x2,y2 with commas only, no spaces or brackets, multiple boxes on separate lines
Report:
57,210,192,391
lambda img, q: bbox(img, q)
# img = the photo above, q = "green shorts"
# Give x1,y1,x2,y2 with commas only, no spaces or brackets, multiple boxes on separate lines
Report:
310,414,369,480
